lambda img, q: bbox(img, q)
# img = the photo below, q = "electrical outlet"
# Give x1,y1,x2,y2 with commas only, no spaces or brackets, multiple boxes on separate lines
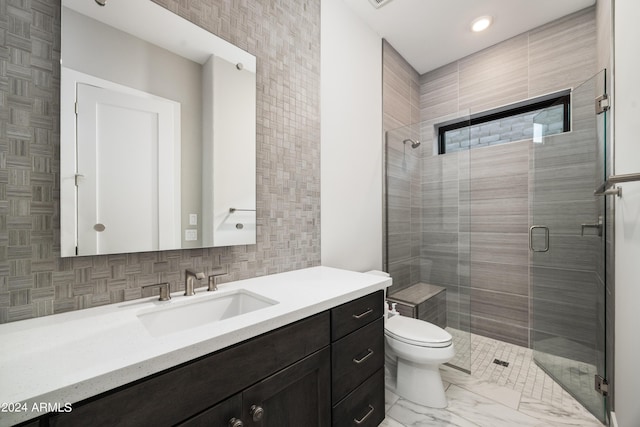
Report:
185,229,197,241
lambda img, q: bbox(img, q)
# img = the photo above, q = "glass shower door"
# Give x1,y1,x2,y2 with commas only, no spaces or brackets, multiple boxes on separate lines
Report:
384,118,471,374
530,70,607,421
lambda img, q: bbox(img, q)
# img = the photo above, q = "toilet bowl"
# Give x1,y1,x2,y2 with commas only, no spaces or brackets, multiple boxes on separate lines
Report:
384,315,454,408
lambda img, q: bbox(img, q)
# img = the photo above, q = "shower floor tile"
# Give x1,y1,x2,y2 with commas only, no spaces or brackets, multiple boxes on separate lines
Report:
383,332,603,426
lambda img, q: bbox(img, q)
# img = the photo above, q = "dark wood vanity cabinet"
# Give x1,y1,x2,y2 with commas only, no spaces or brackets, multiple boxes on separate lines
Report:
239,347,331,427
44,291,385,427
177,394,242,427
179,348,331,427
330,290,385,427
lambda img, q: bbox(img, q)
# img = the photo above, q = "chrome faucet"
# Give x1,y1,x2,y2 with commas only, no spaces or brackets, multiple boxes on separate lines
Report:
185,269,205,296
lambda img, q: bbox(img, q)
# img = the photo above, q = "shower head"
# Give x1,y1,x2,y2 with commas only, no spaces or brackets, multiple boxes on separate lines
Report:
403,138,421,149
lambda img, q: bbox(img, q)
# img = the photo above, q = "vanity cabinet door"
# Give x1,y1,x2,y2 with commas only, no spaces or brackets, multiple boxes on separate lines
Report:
178,394,242,427
241,347,331,427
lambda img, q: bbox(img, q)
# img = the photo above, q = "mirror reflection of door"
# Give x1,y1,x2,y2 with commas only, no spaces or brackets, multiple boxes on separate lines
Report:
76,83,181,255
60,0,257,256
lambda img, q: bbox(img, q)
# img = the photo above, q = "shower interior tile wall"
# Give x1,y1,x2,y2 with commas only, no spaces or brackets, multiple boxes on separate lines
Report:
383,40,421,294
385,7,597,348
0,0,321,323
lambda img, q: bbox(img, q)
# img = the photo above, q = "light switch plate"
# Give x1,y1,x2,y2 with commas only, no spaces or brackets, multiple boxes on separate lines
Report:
189,214,197,225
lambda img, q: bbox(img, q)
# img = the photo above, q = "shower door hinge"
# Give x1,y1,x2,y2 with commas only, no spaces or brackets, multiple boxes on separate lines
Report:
595,94,610,115
594,374,609,396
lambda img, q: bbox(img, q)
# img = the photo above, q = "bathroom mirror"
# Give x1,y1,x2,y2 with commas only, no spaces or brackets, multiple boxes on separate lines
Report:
60,0,256,257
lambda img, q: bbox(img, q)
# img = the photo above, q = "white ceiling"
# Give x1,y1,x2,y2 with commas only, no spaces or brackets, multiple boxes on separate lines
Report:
342,0,596,74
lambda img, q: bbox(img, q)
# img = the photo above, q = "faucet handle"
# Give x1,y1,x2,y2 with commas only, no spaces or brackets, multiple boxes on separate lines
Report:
207,272,228,292
142,283,171,301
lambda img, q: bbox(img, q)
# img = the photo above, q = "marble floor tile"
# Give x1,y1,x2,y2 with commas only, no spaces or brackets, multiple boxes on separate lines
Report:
387,396,481,427
444,385,544,427
380,416,407,427
386,388,401,412
383,331,603,426
450,375,522,410
518,396,603,427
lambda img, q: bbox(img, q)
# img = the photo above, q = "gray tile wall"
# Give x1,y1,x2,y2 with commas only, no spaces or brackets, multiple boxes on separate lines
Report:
383,40,422,293
383,40,420,133
0,0,321,323
418,7,597,347
467,142,530,347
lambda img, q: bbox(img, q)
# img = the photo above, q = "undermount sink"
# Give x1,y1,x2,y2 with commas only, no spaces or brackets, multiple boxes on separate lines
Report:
137,289,278,337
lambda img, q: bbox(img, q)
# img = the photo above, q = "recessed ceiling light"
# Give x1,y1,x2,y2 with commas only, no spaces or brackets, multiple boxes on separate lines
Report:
471,16,493,32
369,0,395,8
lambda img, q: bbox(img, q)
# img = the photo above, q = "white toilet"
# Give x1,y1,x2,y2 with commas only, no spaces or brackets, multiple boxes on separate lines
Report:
384,314,455,408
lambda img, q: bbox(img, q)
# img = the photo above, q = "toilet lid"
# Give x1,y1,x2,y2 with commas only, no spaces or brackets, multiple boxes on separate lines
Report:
385,316,452,348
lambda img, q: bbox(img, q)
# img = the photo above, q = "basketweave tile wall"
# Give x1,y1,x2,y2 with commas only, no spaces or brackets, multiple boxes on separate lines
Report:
0,0,321,323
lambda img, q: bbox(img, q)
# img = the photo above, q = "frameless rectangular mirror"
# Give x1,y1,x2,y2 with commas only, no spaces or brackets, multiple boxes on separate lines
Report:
60,0,256,257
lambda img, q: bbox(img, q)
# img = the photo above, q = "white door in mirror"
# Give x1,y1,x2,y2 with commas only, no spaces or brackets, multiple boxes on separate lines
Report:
60,0,258,256
76,84,181,255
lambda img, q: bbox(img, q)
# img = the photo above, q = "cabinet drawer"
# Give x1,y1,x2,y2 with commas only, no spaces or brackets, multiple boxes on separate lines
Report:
332,368,384,427
178,394,241,427
331,291,384,341
331,317,384,404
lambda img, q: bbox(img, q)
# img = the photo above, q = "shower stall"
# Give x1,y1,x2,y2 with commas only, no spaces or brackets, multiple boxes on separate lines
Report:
384,70,610,422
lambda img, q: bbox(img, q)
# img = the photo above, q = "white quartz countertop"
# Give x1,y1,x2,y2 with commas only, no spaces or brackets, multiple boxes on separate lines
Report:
0,266,390,426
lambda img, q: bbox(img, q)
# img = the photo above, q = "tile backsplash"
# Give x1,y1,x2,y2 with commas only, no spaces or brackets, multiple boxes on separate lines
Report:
0,0,321,323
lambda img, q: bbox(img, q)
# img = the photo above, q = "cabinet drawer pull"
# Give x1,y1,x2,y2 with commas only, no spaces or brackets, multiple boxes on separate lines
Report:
249,405,264,422
228,418,244,427
352,308,373,319
353,348,374,364
354,405,375,424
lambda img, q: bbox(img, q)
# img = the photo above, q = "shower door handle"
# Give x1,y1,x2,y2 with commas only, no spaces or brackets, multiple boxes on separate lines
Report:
529,225,549,252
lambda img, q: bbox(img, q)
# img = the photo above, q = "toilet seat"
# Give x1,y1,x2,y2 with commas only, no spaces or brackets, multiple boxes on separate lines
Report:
384,316,452,348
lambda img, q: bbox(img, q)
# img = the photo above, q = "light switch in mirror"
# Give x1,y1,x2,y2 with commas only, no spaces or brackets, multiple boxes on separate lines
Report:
60,0,257,257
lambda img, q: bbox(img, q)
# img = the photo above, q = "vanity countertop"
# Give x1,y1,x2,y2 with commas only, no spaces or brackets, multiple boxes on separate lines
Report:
0,266,390,426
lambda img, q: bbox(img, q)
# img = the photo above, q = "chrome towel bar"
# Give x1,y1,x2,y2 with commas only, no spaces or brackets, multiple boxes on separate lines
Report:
594,172,640,197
